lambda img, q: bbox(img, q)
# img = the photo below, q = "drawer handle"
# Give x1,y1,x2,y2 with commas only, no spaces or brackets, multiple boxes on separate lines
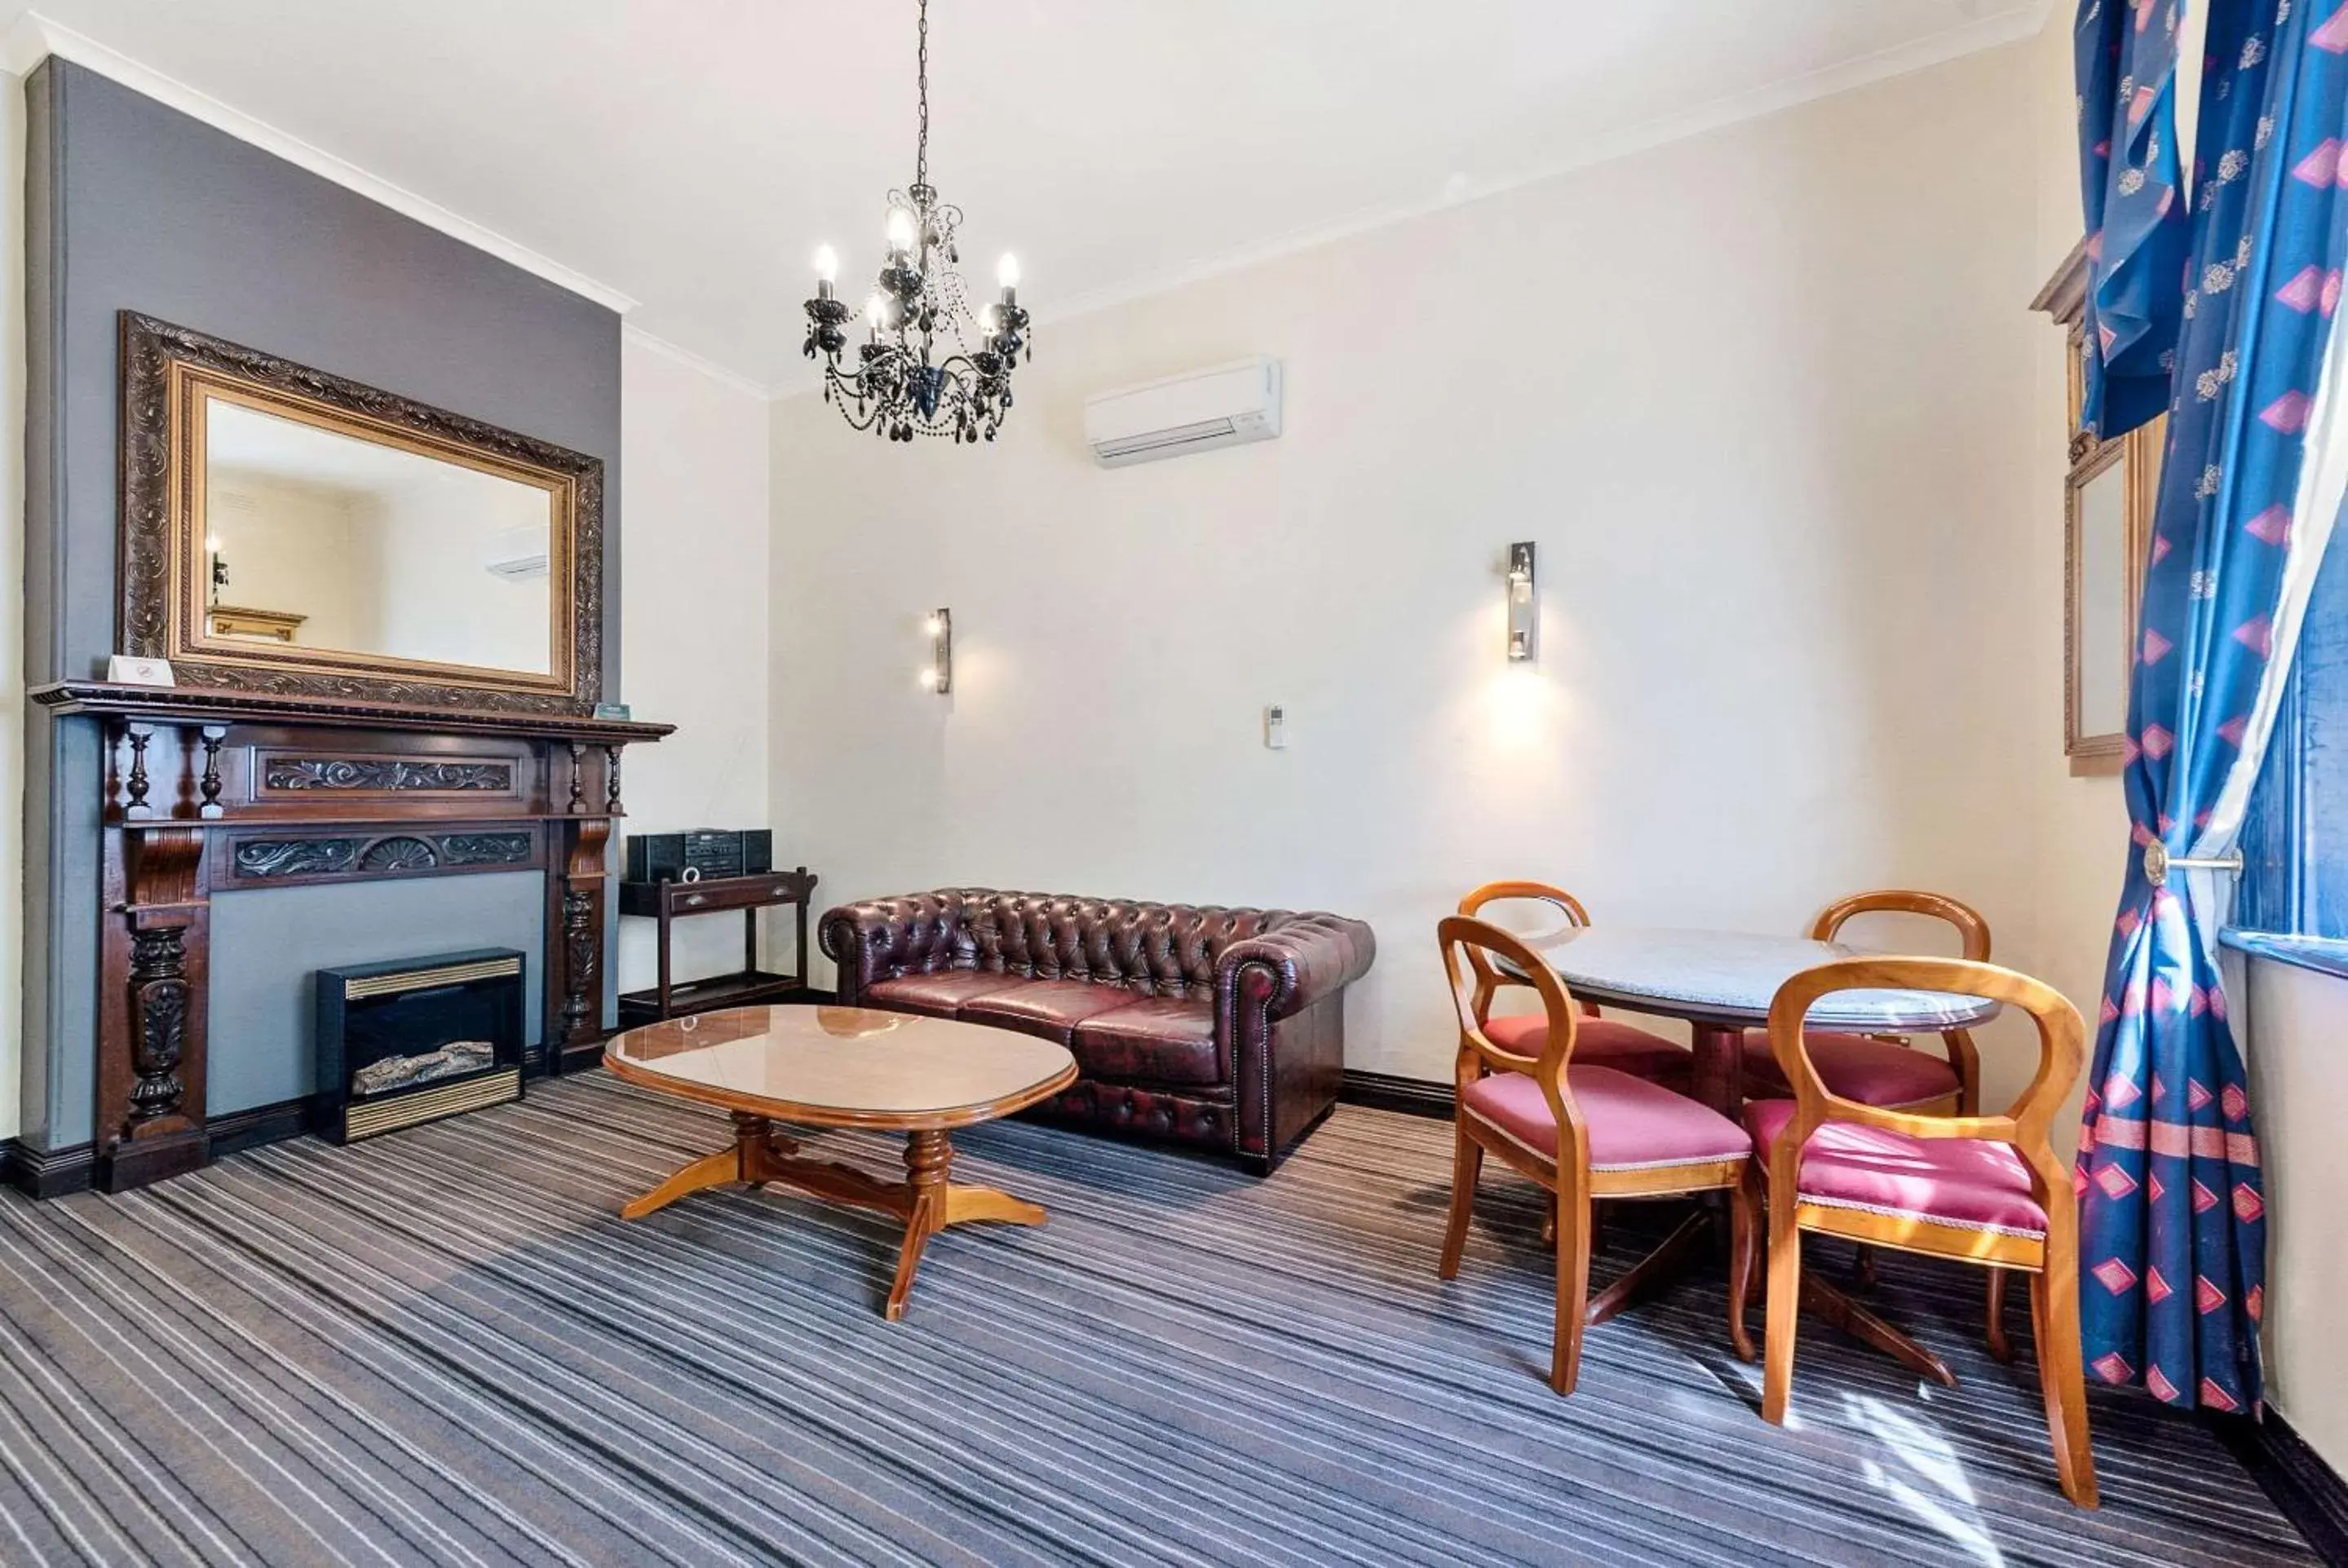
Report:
772,886,792,899
680,894,706,908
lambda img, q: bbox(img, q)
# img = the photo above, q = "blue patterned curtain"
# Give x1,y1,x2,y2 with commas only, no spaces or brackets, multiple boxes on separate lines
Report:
2076,0,2348,1413
2075,0,2192,437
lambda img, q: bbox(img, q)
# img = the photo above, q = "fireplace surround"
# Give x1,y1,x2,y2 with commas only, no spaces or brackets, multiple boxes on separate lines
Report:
29,679,672,1192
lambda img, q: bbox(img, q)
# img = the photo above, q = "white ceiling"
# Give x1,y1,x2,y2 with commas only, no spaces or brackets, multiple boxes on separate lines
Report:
0,0,2045,394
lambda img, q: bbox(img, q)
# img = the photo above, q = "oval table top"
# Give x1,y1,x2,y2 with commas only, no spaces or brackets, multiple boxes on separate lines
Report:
602,1004,1078,1131
1515,925,2002,1031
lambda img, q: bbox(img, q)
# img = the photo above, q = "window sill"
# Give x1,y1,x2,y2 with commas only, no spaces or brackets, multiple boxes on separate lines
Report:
2218,928,2348,984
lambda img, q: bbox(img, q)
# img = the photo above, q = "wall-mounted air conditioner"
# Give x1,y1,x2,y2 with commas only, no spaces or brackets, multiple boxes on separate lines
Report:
1083,356,1283,467
482,523,550,581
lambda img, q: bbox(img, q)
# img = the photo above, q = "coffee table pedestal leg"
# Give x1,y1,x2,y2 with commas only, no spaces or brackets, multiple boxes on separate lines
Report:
621,1113,803,1220
618,1118,1049,1320
885,1129,1049,1319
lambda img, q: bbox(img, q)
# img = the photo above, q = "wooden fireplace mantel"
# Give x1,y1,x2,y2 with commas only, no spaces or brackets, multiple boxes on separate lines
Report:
30,679,675,1193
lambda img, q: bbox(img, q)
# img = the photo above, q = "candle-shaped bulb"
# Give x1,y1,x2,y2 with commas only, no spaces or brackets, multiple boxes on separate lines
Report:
997,253,1020,289
886,208,915,252
812,243,838,282
865,292,890,333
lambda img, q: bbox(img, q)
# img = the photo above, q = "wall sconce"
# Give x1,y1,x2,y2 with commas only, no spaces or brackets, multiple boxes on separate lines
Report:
1505,542,1537,662
918,607,953,694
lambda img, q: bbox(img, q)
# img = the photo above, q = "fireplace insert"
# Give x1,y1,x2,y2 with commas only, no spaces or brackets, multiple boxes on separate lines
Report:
313,948,525,1143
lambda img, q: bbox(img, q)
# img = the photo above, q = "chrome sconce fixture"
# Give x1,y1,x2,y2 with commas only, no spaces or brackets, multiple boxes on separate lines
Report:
919,608,953,694
1506,542,1537,662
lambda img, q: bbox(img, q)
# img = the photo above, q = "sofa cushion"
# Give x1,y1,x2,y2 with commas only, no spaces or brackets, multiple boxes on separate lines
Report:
1072,998,1221,1087
865,970,1031,1018
959,979,1139,1045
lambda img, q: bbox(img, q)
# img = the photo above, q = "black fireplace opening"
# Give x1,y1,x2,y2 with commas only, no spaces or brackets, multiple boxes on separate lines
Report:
313,948,525,1144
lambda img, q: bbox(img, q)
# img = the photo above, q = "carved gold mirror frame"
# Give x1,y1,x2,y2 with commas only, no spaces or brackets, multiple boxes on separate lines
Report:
2035,247,2161,777
118,311,604,713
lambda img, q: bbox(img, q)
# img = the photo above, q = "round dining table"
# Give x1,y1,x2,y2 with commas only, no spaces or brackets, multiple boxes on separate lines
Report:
1519,925,2001,1116
1514,924,2002,1386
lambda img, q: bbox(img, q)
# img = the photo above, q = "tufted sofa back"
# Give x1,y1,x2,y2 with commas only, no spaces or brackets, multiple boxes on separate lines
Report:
881,888,1292,1001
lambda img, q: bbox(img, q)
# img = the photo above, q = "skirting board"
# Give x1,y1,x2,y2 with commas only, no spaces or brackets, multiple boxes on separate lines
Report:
1338,1068,1453,1120
2213,1410,2348,1566
0,1139,95,1199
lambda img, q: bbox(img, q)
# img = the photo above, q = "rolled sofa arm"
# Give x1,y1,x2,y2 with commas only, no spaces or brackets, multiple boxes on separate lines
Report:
1215,912,1378,1029
818,892,967,1005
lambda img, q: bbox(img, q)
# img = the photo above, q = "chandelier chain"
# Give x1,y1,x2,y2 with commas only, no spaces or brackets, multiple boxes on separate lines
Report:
914,0,930,189
802,0,1027,445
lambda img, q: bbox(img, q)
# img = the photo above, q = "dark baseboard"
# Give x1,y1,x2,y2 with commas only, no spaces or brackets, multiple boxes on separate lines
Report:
208,1096,312,1159
2,1138,95,1199
1338,1068,1453,1120
2213,1409,2348,1566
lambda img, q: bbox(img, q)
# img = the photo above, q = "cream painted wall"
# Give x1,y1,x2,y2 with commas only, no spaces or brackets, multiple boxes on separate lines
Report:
206,469,371,649
2023,0,2130,1133
617,334,773,996
769,43,2056,1089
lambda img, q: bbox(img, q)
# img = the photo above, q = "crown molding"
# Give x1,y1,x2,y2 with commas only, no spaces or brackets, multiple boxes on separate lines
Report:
621,324,774,400
768,2,2048,398
0,11,639,317
1028,2,2050,336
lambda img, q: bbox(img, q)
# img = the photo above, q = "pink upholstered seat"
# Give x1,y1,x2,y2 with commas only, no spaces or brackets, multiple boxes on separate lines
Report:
1461,1067,1749,1173
1744,1099,2047,1239
1484,1014,1691,1084
1740,1028,1961,1110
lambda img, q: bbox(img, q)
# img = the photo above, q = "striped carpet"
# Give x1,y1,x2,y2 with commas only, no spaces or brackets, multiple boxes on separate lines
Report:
0,1074,2315,1567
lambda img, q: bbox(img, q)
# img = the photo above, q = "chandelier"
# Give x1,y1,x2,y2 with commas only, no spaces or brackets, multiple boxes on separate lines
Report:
803,0,1028,444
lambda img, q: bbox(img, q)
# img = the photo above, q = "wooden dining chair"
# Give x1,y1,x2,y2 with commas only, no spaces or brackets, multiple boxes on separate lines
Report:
1743,956,2097,1508
1456,882,1691,1087
1740,890,1988,1117
1436,916,1757,1394
1739,890,2011,1349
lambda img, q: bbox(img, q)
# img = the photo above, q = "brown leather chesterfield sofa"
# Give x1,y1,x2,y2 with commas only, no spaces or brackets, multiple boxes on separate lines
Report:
820,889,1376,1173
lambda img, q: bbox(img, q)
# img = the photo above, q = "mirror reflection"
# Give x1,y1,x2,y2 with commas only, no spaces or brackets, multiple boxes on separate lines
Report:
201,396,557,676
2073,458,2129,739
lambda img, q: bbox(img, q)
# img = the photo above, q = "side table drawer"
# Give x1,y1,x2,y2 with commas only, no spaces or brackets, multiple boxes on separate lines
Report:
662,877,808,914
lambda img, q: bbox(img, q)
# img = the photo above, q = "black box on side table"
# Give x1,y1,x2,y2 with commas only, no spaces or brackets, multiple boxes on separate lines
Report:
313,948,526,1144
617,868,818,1027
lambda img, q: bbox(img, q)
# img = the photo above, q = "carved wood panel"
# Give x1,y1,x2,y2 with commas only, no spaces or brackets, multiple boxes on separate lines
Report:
217,824,545,890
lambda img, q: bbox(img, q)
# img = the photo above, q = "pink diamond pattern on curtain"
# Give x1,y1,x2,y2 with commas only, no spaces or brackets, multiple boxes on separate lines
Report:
2073,0,2348,1413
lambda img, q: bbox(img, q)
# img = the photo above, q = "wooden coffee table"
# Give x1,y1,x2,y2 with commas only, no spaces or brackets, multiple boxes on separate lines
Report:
601,1004,1078,1320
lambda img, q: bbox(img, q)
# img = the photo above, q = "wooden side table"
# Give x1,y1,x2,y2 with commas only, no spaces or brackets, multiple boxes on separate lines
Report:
617,867,818,1026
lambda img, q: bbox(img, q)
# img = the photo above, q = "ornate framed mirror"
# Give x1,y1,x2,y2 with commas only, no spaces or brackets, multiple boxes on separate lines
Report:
118,311,604,713
2035,245,2160,775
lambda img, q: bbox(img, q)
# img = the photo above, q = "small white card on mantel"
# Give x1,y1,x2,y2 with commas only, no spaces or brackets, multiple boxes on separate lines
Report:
106,654,175,687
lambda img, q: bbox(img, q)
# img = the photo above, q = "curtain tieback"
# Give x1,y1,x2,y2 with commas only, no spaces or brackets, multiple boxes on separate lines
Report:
2142,842,2244,886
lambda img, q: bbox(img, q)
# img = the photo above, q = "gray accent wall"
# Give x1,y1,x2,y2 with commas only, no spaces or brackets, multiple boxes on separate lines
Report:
20,60,623,1149
206,874,546,1115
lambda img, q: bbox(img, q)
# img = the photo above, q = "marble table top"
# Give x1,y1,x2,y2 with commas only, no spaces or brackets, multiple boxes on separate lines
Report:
1513,925,2002,1031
